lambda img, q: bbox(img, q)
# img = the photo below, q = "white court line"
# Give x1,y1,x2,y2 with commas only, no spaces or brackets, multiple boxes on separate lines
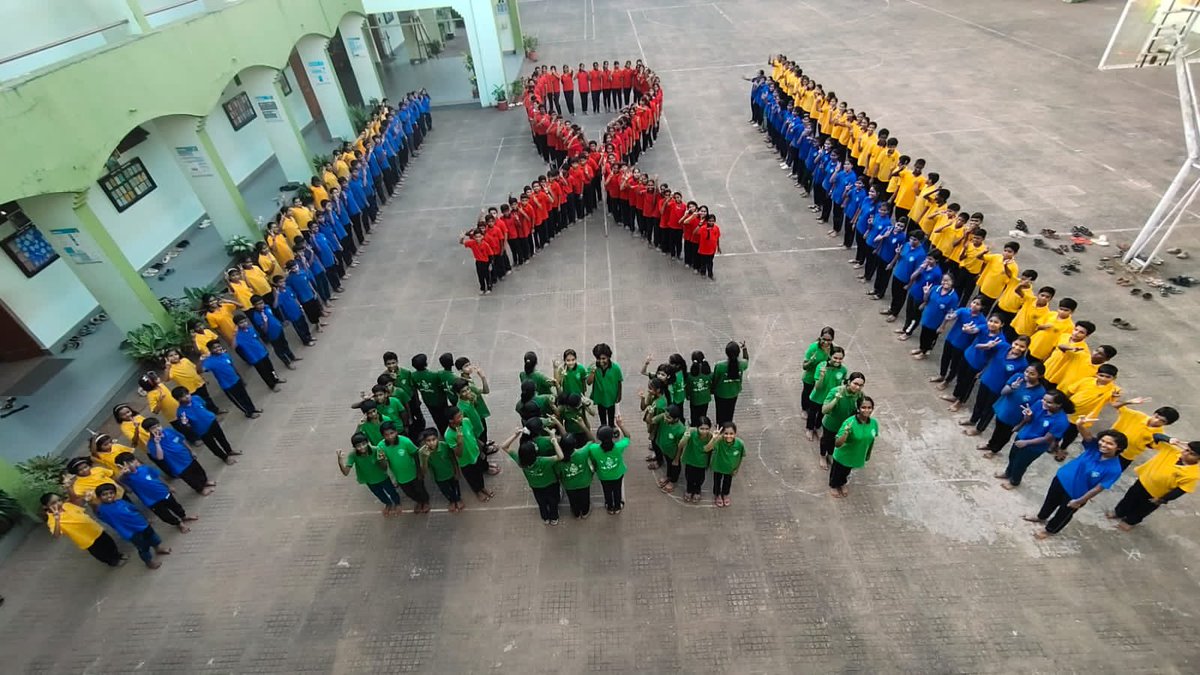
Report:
479,137,505,206
724,145,759,253
711,2,734,25
431,298,453,353
392,205,482,214
590,0,596,39
718,245,845,257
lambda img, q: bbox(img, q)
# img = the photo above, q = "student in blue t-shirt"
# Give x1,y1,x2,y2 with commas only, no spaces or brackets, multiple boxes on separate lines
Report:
283,259,326,330
270,274,316,346
966,336,1030,437
200,341,259,418
896,250,945,338
860,202,893,287
115,452,196,533
981,362,1047,456
1023,420,1126,538
142,417,214,495
233,313,285,390
94,483,171,569
944,314,1010,412
996,390,1073,489
932,298,986,388
249,294,299,369
869,219,908,301
173,384,240,463
908,273,960,358
885,230,927,318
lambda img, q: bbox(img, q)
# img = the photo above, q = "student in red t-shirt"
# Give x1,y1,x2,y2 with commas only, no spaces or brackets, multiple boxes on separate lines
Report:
576,63,590,114
696,215,721,279
462,230,492,294
660,191,686,260
680,202,702,269
588,62,602,113
601,61,614,112
621,60,635,105
560,65,576,115
547,65,563,115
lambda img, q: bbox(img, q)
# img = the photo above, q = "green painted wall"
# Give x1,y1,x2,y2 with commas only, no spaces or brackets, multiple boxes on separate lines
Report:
0,0,366,202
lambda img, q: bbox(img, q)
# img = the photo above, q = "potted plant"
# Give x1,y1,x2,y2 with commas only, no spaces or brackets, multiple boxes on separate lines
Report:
492,84,509,111
523,34,539,61
0,488,22,536
510,78,525,102
224,235,256,258
15,454,68,503
465,53,478,99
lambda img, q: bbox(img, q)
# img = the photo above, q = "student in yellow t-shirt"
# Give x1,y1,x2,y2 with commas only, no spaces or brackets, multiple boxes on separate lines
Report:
1109,438,1199,530
239,257,273,300
893,160,927,220
885,155,910,197
908,176,942,225
974,242,1020,311
66,457,125,504
165,348,218,417
1027,298,1076,362
42,493,126,566
289,200,313,229
114,403,150,451
191,321,220,358
254,242,283,279
996,271,1038,338
204,295,239,343
322,166,339,191
1056,364,1120,453
267,225,294,268
1042,322,1095,387
870,138,900,189
139,372,180,427
225,268,254,310
89,433,136,471
951,226,988,296
1110,402,1179,470
930,209,967,259
855,123,877,169
309,177,330,210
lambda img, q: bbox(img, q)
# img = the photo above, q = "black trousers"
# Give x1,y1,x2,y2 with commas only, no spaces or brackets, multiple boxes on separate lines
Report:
178,459,209,493
697,253,714,279
563,90,576,114
969,385,1001,431
665,460,681,484
829,458,853,488
398,479,430,505
986,419,1016,453
462,461,486,494
872,263,892,297
193,384,218,414
1036,477,1078,533
427,403,450,434
939,343,964,383
819,426,837,457
918,326,940,353
149,495,187,527
887,279,909,316
600,477,623,510
1059,424,1079,451
301,299,323,326
581,90,590,112
1113,480,1159,526
87,532,124,566
597,405,615,428
269,336,296,365
950,363,980,403
474,260,491,292
251,357,280,388
712,471,733,496
684,464,706,494
435,478,462,503
714,396,737,426
200,423,234,461
689,402,709,427
222,381,257,416
592,90,601,110
566,486,591,517
532,484,561,521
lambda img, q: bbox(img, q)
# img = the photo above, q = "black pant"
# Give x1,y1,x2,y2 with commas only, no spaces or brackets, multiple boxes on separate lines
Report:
87,532,123,566
1036,477,1077,533
178,459,209,493
689,403,709,427
435,478,461,503
462,461,486,494
222,381,257,416
1059,424,1079,451
149,495,187,527
684,464,706,494
939,344,963,383
566,486,591,517
950,364,980,403
581,90,590,112
600,477,623,510
288,314,313,345
918,326,940,353
902,296,921,334
474,260,491,292
665,460,681,484
532,483,561,521
819,426,837,457
564,90,576,114
427,403,450,434
987,420,1016,453
398,479,430,505
200,423,234,461
193,384,218,413
714,396,737,426
712,471,733,496
269,336,296,365
301,298,323,326
697,253,714,278
251,357,280,388
597,405,615,428
829,458,852,489
1113,480,1159,526
887,279,908,316
969,385,1000,431
592,90,601,110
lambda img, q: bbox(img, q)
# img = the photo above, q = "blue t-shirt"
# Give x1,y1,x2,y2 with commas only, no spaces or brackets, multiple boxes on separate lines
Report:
1014,400,1069,453
273,286,304,323
1056,439,1122,499
121,465,171,507
234,325,269,364
286,269,316,303
311,231,336,267
964,331,1009,371
249,307,284,342
178,398,216,436
877,229,907,264
201,352,242,389
892,242,926,282
907,264,944,301
979,353,1028,394
95,499,150,540
919,288,960,330
147,428,194,475
854,198,876,234
945,308,986,350
993,375,1046,426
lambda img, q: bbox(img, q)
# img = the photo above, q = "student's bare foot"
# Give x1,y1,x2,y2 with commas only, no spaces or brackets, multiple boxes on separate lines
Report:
892,327,905,334
963,429,981,436
723,496,731,507
155,547,172,555
1000,481,1017,491
271,386,281,392
1033,530,1051,540
293,355,304,361
224,457,238,465
487,464,502,475
178,524,191,533
247,412,261,419
646,461,660,470
714,497,722,507
805,430,817,441
885,316,897,323
929,376,944,383
912,352,927,360
839,487,849,498
1115,521,1134,532
1022,515,1045,524
183,515,199,522
947,402,962,412
993,472,1008,480
147,560,163,570
228,450,244,455
381,506,390,516
476,490,494,502
958,419,973,426
897,334,911,341
818,456,829,471
981,450,999,459
828,488,842,498
285,362,297,370
1104,510,1119,520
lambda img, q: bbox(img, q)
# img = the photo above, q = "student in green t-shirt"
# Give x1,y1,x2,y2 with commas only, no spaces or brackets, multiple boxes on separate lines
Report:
507,431,564,525
437,353,461,408
651,404,687,493
356,401,391,446
830,396,878,499
336,432,401,516
555,349,589,396
378,421,430,513
419,428,464,512
587,343,623,427
446,408,494,502
455,357,492,438
555,435,595,518
640,379,670,468
519,351,558,396
667,354,689,407
678,416,715,502
819,372,866,471
801,327,837,439
807,346,846,441
589,415,632,514
704,421,746,507
517,380,558,423
686,351,713,427
711,341,749,426
454,375,500,472
368,384,410,434
383,350,426,434
412,353,451,433
555,392,595,441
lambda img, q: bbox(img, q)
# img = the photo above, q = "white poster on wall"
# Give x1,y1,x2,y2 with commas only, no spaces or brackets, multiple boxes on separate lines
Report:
307,60,331,84
173,145,214,177
48,228,100,265
255,95,282,122
347,36,366,57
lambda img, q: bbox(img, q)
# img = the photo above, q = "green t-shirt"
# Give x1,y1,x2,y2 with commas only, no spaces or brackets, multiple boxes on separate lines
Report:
711,359,749,400
445,417,480,467
458,399,484,440
681,429,712,468
509,451,559,488
357,416,394,446
386,368,415,404
561,363,588,395
469,385,490,418
687,372,712,405
589,362,623,407
655,419,687,460
833,416,878,469
669,371,687,405
438,369,459,405
515,394,554,417
809,362,847,406
821,386,863,432
533,436,556,457
588,438,629,480
412,369,447,408
378,436,421,484
556,450,594,490
710,437,745,474
559,404,590,435
346,450,388,485
801,342,831,385
423,441,457,482
376,396,406,425
519,370,555,396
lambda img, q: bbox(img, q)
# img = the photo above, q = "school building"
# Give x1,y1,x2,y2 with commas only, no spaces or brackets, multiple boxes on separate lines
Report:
0,0,524,504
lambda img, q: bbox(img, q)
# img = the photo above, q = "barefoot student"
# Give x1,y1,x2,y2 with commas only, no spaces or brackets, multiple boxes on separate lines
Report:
819,371,865,470
801,328,836,434
651,404,687,493
1108,437,1199,531
419,428,464,512
42,493,126,567
508,429,564,525
446,406,494,502
556,434,595,518
143,418,215,495
337,432,401,516
1023,421,1125,539
711,341,749,425
378,421,430,514
995,391,1072,490
679,416,714,502
806,346,847,442
93,483,171,569
173,386,238,464
830,396,878,498
115,453,196,533
589,417,631,514
706,421,745,507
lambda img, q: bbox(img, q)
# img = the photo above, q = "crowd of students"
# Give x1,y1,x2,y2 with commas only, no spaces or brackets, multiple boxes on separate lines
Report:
756,57,1197,535
40,96,434,570
461,59,723,293
337,341,755,523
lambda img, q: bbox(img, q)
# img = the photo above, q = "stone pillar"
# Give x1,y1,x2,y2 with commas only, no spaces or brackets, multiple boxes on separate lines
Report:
296,36,355,140
150,116,258,242
456,0,509,108
241,68,314,182
339,14,385,105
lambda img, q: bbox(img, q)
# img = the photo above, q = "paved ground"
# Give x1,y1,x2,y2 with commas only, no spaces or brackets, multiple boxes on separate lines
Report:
3,0,1200,672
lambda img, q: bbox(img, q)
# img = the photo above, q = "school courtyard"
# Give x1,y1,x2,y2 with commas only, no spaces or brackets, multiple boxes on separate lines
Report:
2,0,1200,672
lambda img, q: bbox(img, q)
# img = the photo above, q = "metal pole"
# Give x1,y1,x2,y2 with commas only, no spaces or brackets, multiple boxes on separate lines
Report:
1098,0,1136,70
1139,173,1200,270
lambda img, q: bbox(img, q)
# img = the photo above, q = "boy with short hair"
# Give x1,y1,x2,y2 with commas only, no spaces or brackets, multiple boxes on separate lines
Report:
248,295,299,370
378,421,430,513
173,386,239,463
973,241,1020,313
200,341,260,418
1108,438,1199,531
420,428,464,512
1028,298,1078,365
42,492,126,566
1042,320,1099,388
270,274,316,345
997,271,1039,340
233,313,285,390
143,417,215,494
284,260,326,330
115,452,197,533
165,348,219,414
1055,364,1121,454
1111,403,1180,470
94,483,172,569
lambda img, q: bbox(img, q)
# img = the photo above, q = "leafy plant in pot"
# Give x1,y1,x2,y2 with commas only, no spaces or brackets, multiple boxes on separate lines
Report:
224,235,256,258
0,488,22,536
492,84,509,111
522,33,539,61
15,454,68,504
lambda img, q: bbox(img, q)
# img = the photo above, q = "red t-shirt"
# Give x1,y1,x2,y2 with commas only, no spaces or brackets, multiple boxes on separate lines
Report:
663,201,685,229
601,69,613,88
588,69,602,89
561,73,574,91
682,214,700,242
545,73,561,93
577,71,590,92
697,225,721,255
464,239,489,262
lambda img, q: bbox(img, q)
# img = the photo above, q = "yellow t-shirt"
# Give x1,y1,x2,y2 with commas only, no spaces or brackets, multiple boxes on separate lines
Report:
1062,377,1117,422
978,254,1018,300
909,184,940,224
46,503,104,550
998,282,1028,314
322,171,339,191
931,223,963,258
1136,446,1199,498
1043,338,1088,386
1113,407,1164,462
856,133,877,168
146,383,180,421
228,280,253,310
193,328,219,357
268,233,294,267
257,252,282,279
168,358,206,392
334,160,350,180
919,209,945,237
206,303,238,342
120,416,148,450
873,149,900,182
960,241,987,274
895,172,925,210
71,467,125,504
849,125,864,159
243,266,272,296
1011,296,1051,337
1028,314,1074,361
310,185,330,209
92,442,136,471
289,206,313,230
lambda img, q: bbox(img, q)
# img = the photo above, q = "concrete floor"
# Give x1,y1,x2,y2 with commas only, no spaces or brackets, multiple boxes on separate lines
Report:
3,0,1200,672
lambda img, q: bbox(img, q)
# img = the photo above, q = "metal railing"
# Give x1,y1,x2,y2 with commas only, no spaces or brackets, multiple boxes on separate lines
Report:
0,20,129,67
